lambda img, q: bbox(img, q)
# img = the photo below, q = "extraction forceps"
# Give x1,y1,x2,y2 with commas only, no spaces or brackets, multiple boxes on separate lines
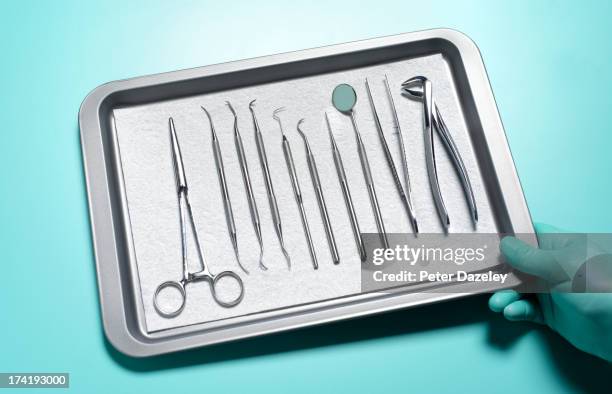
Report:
332,84,389,249
249,100,291,269
401,76,478,230
154,118,244,318
227,101,267,271
297,119,340,265
365,78,418,234
202,106,249,274
273,108,319,269
325,113,367,262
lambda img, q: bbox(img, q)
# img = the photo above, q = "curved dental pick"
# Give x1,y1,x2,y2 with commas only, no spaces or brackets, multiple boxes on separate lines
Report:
273,108,319,269
227,101,267,271
297,119,340,265
201,106,249,274
249,99,291,269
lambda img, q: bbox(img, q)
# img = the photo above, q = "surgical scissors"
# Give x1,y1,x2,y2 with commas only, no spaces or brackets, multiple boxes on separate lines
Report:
273,108,319,269
249,100,291,269
325,113,367,261
201,106,248,274
297,119,340,265
227,101,267,271
365,78,418,234
401,76,478,230
154,118,244,318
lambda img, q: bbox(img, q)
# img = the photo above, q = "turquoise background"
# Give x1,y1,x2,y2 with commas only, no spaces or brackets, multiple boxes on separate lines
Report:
1,0,611,392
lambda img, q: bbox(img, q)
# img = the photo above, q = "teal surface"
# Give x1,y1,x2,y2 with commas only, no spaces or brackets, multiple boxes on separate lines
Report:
1,0,611,392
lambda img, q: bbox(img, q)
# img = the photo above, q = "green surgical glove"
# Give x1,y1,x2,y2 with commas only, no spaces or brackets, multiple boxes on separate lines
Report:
488,223,612,362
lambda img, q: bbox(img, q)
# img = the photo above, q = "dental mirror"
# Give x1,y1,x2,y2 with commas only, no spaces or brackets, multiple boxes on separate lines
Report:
332,83,357,113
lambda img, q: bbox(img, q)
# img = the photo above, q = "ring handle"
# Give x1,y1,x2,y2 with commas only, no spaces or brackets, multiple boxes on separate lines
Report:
153,281,186,318
210,271,245,308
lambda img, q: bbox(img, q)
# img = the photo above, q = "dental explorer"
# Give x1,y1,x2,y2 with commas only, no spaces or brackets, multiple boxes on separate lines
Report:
297,119,340,265
325,113,367,262
201,106,249,275
227,101,267,271
273,108,319,269
249,99,291,269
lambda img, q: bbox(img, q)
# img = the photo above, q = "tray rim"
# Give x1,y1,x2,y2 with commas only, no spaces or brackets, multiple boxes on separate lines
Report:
79,28,536,357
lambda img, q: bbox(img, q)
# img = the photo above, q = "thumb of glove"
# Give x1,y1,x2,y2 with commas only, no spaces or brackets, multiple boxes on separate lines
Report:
500,236,570,284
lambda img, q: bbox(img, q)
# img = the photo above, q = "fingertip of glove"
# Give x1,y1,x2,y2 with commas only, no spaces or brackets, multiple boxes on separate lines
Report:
500,236,519,252
489,290,520,312
503,301,528,321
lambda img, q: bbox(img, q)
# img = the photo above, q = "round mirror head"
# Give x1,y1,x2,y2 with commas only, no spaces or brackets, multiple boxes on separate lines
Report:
332,83,357,113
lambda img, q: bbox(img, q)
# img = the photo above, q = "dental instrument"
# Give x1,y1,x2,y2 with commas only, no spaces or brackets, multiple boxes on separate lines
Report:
154,118,245,318
401,76,478,230
297,119,340,265
227,101,267,271
332,83,389,249
325,113,367,262
273,108,319,269
249,100,291,269
201,106,249,274
365,78,418,234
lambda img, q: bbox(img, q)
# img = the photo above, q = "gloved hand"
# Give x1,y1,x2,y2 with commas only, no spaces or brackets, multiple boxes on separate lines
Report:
489,223,612,362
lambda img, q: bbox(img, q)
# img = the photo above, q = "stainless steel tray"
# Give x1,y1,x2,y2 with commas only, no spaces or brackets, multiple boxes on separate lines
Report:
79,29,535,357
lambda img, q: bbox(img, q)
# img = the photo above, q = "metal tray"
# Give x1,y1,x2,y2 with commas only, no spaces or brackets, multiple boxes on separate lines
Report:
79,29,535,357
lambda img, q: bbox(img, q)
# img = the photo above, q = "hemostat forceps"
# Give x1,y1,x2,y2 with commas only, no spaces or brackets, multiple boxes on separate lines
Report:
227,101,267,271
249,100,291,269
154,118,245,318
297,119,340,265
273,108,319,269
365,78,418,234
401,76,478,230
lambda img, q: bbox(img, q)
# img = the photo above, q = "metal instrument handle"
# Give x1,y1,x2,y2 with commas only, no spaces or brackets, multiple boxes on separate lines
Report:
212,140,237,236
153,281,186,318
236,132,262,229
331,148,366,261
254,131,282,226
340,179,366,261
351,113,389,248
283,137,318,269
283,137,302,200
209,270,245,308
307,153,340,264
432,104,478,224
422,80,450,229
